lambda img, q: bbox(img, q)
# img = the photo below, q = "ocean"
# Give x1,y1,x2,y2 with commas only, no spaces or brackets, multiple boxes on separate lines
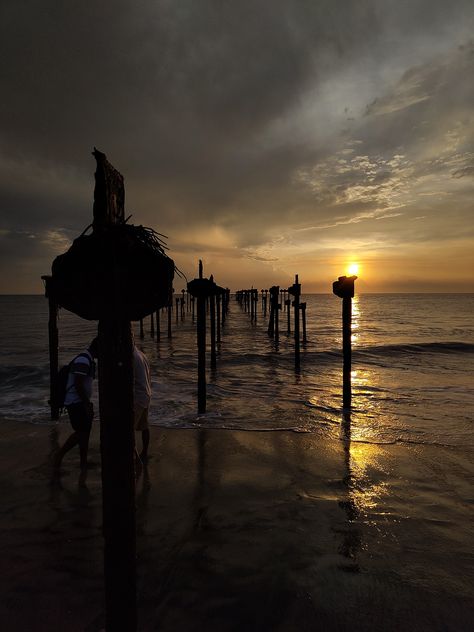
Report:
0,293,472,447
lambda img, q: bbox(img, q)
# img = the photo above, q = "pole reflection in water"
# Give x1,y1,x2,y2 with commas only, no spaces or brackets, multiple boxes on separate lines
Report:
338,411,362,569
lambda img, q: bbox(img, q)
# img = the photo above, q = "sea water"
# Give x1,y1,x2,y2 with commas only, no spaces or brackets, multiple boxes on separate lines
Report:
0,293,472,449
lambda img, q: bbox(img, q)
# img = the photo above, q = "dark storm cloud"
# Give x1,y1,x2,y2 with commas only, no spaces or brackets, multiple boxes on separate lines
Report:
0,1,473,290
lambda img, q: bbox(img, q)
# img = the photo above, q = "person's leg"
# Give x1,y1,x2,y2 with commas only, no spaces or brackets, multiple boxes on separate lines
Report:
77,430,91,470
53,432,79,468
140,429,150,461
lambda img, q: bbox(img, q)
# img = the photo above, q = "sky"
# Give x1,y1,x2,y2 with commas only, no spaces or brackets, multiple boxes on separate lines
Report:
1,1,473,293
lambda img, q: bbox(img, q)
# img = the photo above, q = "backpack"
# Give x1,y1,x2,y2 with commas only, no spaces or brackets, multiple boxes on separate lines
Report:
51,352,93,414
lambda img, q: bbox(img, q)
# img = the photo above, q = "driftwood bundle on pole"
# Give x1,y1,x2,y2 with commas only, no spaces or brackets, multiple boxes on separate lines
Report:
44,148,175,631
333,275,357,409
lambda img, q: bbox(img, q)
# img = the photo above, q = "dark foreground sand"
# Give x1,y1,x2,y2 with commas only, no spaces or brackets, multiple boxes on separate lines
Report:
1,419,473,631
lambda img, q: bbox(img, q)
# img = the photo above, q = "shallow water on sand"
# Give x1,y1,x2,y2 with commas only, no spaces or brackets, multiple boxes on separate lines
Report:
0,293,473,630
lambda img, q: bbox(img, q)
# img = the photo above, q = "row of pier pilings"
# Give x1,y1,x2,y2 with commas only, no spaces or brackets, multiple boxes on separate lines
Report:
235,274,357,397
138,283,231,345
236,274,307,369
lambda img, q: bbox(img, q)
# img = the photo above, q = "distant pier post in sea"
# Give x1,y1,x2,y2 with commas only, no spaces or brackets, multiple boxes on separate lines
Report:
333,274,357,409
216,292,221,343
286,298,291,334
156,309,160,342
210,275,217,370
150,311,155,337
288,274,301,369
267,285,280,340
300,302,307,344
167,301,172,338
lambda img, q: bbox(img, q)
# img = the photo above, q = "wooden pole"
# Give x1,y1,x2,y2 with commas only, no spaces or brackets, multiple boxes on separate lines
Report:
139,318,144,339
92,149,136,631
197,263,206,414
342,297,352,409
275,294,280,342
210,292,217,370
333,275,357,410
300,302,307,344
156,310,160,342
293,275,301,369
98,319,136,632
167,303,172,339
150,311,155,337
216,294,221,343
42,276,59,421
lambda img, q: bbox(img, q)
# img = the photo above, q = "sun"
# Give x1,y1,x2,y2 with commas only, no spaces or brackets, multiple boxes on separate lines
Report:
347,263,359,276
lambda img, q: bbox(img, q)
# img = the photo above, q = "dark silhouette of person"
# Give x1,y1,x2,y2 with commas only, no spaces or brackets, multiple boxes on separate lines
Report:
54,337,99,470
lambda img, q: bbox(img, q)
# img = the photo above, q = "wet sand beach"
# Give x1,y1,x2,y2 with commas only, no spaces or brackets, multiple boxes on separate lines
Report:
1,419,473,631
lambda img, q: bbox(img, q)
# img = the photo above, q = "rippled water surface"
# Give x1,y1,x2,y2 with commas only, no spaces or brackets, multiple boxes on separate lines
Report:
0,294,473,447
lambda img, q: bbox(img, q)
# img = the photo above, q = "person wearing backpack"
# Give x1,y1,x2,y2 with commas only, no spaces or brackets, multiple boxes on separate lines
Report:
54,337,99,471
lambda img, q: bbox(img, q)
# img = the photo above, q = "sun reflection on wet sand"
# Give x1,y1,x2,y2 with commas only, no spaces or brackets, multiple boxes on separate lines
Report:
338,411,392,566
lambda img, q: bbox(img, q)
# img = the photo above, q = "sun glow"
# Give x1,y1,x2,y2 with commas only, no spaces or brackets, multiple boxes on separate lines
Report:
347,263,359,276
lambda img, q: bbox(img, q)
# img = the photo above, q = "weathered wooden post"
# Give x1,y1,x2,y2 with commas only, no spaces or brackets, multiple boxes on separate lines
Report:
268,286,281,342
333,275,357,409
139,318,144,339
156,309,160,342
300,302,307,344
188,261,217,414
267,286,277,337
216,292,221,343
45,149,175,631
41,275,60,420
288,274,301,369
209,275,217,370
150,311,155,337
222,289,229,325
167,301,172,338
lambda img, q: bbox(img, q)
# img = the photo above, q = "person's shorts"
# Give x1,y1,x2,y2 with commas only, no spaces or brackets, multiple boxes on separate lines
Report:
134,406,149,431
67,402,93,433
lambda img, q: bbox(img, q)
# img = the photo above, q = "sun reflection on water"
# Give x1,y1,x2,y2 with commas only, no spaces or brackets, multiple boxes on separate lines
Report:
340,413,390,523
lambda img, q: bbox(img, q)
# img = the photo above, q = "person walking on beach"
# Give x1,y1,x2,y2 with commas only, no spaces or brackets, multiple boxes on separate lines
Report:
54,337,99,470
134,344,151,463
